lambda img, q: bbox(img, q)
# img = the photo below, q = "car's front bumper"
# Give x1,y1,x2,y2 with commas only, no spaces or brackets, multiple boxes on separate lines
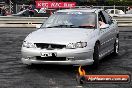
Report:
21,58,94,66
21,47,94,66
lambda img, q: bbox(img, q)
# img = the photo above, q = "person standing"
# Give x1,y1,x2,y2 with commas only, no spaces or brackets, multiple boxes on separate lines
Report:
28,4,35,17
20,4,25,11
1,6,6,16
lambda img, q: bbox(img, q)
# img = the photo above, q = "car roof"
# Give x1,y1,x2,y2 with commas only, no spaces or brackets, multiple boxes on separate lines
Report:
56,8,102,13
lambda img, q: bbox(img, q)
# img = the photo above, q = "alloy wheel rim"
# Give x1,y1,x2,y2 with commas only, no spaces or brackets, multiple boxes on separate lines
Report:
115,38,119,53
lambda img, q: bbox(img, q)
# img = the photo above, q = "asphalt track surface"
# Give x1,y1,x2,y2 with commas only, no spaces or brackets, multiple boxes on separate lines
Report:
0,27,132,88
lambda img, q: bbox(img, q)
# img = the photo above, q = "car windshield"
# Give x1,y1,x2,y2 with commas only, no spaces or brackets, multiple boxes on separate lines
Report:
41,12,96,29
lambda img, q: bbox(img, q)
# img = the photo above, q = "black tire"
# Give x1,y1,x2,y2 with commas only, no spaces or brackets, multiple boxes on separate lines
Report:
92,43,100,68
113,37,119,56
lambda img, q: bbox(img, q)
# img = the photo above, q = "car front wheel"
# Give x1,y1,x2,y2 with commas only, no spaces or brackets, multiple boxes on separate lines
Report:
92,42,100,68
113,37,119,55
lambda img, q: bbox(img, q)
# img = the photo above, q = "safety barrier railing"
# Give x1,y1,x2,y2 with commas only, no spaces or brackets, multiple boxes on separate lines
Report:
0,16,132,27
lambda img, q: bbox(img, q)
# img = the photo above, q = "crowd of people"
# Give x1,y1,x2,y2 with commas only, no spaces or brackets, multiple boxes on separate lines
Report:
0,4,35,16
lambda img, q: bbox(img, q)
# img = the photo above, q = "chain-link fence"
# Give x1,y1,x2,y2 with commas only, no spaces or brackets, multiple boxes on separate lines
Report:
15,5,128,13
0,4,127,17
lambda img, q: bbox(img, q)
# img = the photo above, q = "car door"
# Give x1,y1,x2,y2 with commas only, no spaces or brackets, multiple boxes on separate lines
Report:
102,11,117,51
98,11,113,57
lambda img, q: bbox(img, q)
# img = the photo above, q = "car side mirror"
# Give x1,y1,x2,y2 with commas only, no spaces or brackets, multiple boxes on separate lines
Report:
100,24,109,29
36,24,42,29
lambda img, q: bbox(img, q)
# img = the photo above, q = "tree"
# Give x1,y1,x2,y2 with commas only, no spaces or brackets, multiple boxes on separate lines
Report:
106,0,128,6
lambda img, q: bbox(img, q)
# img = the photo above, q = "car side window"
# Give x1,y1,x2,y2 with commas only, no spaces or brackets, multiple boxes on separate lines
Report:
111,10,114,14
115,10,119,14
98,11,107,24
101,11,113,25
98,11,107,28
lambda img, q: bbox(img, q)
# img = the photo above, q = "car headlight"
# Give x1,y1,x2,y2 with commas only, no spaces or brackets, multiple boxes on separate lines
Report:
22,41,36,48
66,42,87,49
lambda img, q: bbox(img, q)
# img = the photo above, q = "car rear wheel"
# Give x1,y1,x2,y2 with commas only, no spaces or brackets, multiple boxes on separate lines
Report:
92,42,100,68
113,37,119,56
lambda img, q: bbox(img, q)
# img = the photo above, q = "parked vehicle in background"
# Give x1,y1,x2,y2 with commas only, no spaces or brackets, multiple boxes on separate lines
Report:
21,8,119,67
116,9,132,17
105,9,125,17
126,9,132,14
11,9,55,17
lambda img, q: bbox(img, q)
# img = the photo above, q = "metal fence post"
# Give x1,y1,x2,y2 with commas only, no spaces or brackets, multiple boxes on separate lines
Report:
16,4,17,13
114,5,115,15
9,0,13,14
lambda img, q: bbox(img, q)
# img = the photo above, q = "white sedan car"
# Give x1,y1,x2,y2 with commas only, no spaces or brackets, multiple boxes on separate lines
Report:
21,8,119,67
105,9,125,17
118,10,132,17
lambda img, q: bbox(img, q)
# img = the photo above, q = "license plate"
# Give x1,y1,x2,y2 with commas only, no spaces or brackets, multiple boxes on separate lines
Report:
41,52,56,57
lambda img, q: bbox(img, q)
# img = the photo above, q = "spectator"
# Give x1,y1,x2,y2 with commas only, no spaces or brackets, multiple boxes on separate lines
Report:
5,9,11,16
127,6,132,11
20,4,25,11
28,4,35,17
126,6,132,14
1,6,6,16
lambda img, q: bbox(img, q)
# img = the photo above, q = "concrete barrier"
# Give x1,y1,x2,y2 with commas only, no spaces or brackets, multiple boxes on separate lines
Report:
0,16,47,28
0,16,132,27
